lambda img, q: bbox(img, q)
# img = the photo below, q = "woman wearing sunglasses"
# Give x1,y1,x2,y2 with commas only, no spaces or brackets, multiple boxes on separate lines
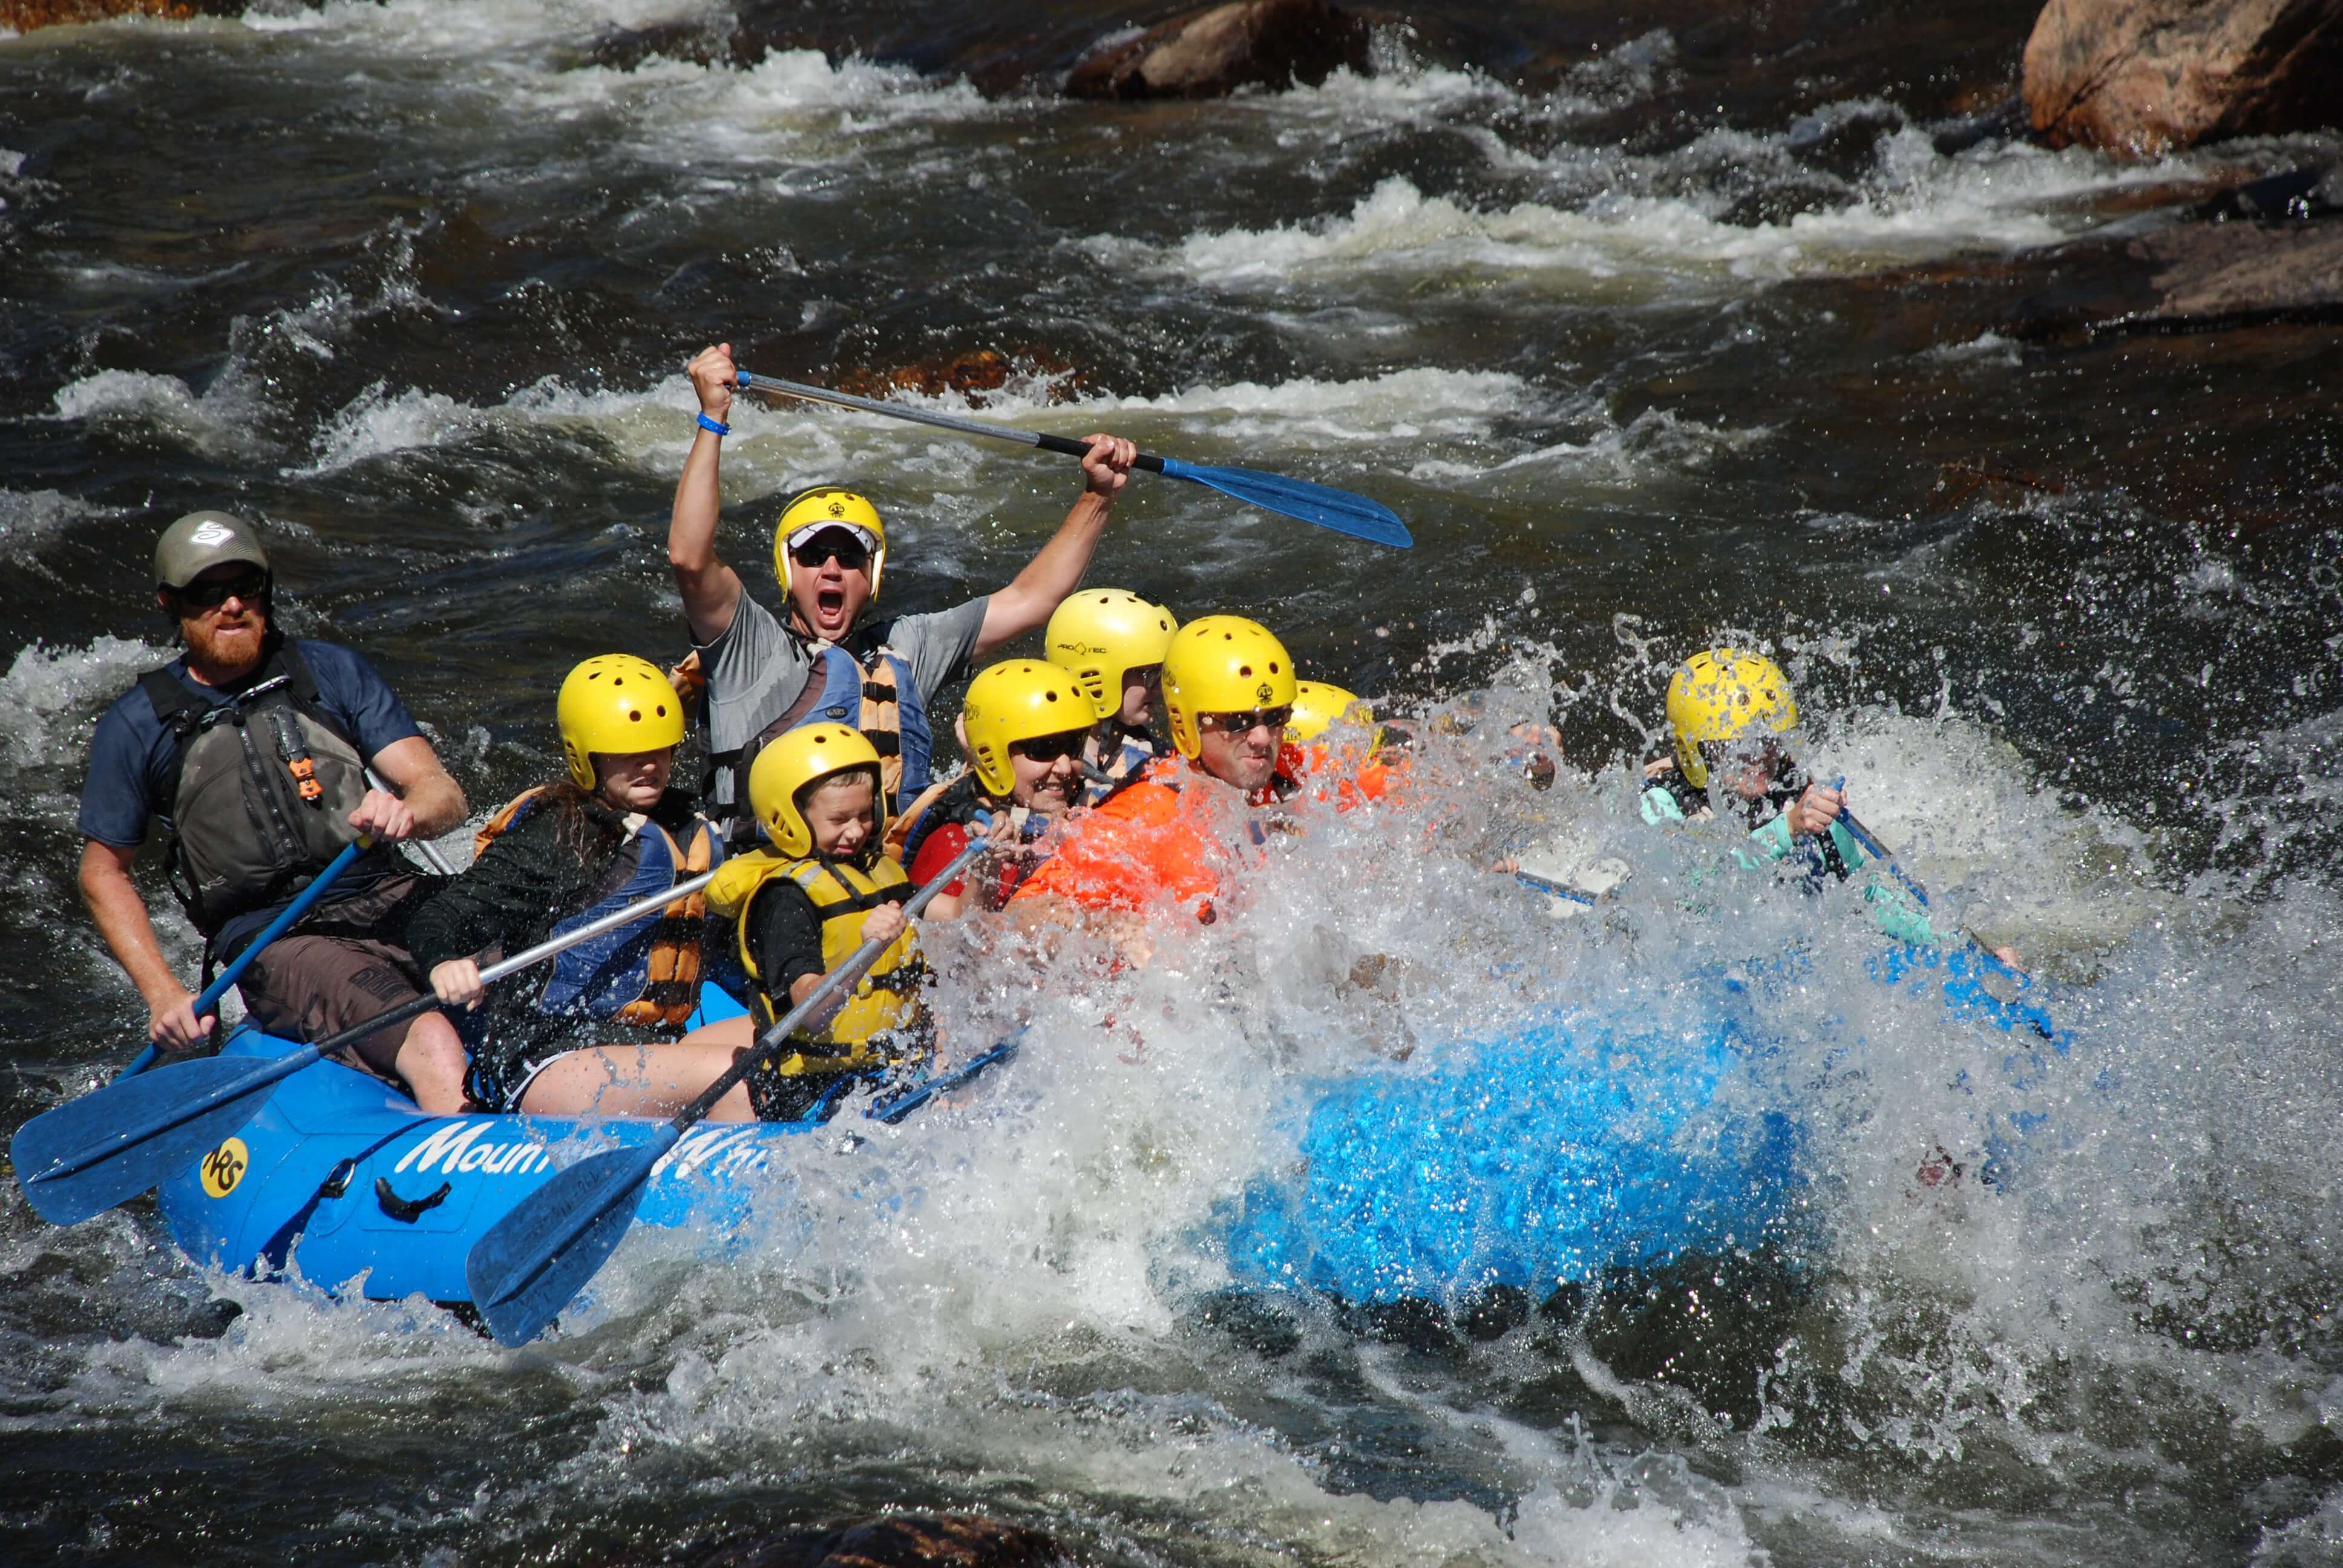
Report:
899,660,1098,918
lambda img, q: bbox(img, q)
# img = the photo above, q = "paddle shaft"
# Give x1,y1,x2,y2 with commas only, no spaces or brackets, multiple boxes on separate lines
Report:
1513,869,1598,907
1826,779,1932,909
736,371,1166,472
653,835,988,1138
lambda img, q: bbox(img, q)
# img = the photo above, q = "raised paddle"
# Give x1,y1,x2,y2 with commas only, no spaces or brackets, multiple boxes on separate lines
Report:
113,834,375,1085
467,834,990,1349
13,865,723,1227
733,370,1413,550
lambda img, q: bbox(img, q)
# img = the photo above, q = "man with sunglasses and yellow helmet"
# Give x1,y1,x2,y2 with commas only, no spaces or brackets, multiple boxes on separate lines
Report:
1043,587,1179,806
705,724,936,1121
671,342,1136,847
1643,648,1942,946
1012,615,1304,932
894,658,1095,917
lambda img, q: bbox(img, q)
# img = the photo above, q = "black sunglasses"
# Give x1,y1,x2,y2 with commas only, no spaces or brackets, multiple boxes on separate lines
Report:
171,569,269,610
1011,730,1088,764
790,535,870,573
1200,705,1294,736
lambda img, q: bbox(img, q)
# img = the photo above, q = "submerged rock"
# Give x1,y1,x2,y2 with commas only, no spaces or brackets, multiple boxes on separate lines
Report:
695,1514,1065,1568
834,349,1084,406
0,0,235,30
2023,0,2343,154
1065,0,1371,100
2005,171,2343,339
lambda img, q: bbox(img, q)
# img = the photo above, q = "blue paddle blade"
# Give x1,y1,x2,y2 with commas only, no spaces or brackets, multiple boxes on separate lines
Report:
11,1048,317,1226
867,1039,1020,1126
467,1133,675,1348
1158,457,1412,549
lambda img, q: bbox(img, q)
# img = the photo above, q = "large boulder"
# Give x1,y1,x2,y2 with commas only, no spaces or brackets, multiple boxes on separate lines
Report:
2024,0,2343,154
1066,0,1371,100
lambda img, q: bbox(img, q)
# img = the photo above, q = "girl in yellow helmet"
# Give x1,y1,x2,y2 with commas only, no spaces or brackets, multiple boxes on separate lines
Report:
703,724,932,1121
894,659,1094,918
407,655,757,1119
1044,587,1179,806
1642,648,1940,946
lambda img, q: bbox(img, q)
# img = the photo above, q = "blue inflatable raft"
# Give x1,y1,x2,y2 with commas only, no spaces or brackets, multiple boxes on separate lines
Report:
151,985,1000,1306
1221,944,2066,1307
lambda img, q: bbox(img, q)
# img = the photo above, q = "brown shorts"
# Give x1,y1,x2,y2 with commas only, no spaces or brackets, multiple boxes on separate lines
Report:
238,934,428,1080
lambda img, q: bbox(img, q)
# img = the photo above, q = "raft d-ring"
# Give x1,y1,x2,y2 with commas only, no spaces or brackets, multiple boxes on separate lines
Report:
374,1177,451,1223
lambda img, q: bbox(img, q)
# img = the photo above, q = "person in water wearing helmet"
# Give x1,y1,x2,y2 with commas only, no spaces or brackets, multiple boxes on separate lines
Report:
1641,648,1952,949
704,725,934,1121
1043,588,1178,806
407,655,758,1119
1011,614,1305,936
897,658,1095,918
1284,678,1403,806
76,511,472,1110
669,342,1137,844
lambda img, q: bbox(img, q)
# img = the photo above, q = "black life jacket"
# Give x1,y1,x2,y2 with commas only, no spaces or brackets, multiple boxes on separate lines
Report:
138,637,392,936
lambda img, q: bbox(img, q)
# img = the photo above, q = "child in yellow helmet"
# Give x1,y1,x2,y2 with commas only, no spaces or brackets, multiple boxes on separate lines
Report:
1640,648,1939,946
408,655,757,1119
1044,587,1178,806
704,725,930,1121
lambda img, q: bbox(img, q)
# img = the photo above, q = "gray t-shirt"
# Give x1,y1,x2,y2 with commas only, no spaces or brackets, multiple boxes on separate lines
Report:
698,589,989,811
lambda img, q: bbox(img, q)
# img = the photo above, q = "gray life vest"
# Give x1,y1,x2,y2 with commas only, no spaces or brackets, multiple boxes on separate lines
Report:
139,638,388,936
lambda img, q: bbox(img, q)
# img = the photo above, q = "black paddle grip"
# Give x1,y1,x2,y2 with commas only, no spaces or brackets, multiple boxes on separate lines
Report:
1033,431,1167,473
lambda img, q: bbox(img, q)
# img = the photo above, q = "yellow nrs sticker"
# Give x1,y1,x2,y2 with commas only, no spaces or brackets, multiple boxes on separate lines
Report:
200,1136,249,1199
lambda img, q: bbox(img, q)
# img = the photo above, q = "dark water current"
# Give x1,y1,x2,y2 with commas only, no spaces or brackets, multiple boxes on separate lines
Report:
3,2,2341,1563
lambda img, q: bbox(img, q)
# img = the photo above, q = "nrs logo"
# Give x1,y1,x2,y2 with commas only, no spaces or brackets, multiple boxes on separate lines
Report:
200,1136,249,1198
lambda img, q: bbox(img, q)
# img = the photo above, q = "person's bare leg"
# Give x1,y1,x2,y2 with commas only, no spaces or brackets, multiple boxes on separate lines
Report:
516,1042,756,1120
391,1012,472,1114
676,1013,753,1051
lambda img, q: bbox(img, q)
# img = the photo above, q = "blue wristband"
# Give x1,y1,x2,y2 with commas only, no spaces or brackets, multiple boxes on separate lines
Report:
696,413,730,437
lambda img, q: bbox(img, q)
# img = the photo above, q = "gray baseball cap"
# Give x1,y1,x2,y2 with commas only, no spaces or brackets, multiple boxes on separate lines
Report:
154,510,270,590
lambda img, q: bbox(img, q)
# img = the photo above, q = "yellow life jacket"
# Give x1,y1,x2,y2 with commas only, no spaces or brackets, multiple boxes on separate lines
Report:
473,785,718,1030
707,847,926,1075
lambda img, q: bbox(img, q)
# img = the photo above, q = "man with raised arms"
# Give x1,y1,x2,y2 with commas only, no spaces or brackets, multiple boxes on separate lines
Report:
77,511,473,1111
670,342,1137,847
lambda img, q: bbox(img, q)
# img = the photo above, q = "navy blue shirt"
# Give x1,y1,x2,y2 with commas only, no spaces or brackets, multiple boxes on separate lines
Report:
78,638,424,848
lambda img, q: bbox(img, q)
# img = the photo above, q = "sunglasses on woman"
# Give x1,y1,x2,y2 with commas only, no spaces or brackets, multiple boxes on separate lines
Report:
1011,730,1088,764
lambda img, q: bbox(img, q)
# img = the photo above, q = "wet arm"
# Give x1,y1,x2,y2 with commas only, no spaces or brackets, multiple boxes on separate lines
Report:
365,734,468,841
668,342,747,645
79,839,203,1041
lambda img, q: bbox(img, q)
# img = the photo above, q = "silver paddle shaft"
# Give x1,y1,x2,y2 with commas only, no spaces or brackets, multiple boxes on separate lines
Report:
472,868,718,988
736,371,1154,469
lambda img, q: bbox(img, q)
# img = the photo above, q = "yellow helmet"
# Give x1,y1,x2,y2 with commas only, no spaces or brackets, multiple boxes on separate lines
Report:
557,654,684,791
773,487,888,602
1666,648,1798,789
1159,615,1298,760
747,723,886,857
1044,588,1178,720
961,659,1092,795
1287,680,1372,743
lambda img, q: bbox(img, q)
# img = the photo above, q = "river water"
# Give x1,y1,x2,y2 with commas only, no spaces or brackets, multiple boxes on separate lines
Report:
4,2,2341,1563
